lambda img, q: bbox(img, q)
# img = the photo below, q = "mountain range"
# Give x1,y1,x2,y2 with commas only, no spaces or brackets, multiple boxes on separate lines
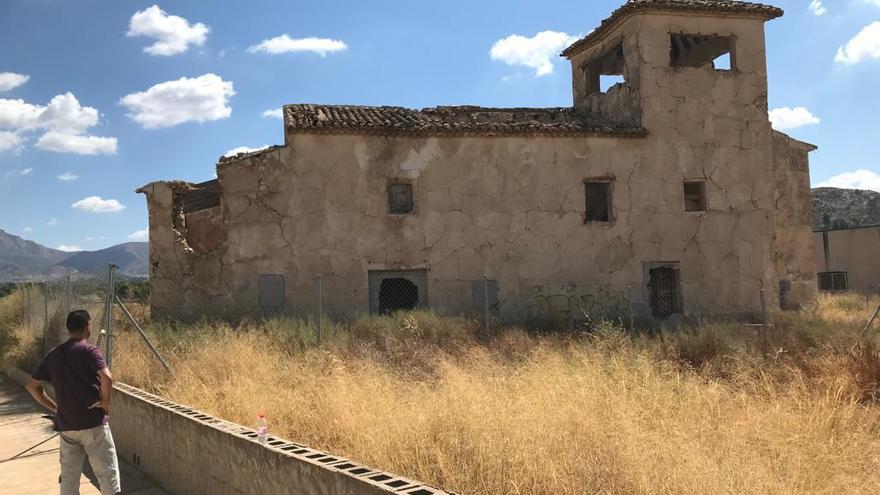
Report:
0,228,148,281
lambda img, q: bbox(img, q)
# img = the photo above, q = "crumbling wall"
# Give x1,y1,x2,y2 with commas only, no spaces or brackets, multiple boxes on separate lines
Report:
570,24,642,125
772,131,818,308
137,181,229,320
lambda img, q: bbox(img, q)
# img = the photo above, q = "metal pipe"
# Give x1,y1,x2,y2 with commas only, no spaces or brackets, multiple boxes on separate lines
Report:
105,264,116,368
483,270,490,333
115,294,171,372
316,273,323,346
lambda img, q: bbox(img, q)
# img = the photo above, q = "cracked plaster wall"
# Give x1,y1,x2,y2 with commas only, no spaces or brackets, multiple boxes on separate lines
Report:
771,131,817,308
142,12,813,322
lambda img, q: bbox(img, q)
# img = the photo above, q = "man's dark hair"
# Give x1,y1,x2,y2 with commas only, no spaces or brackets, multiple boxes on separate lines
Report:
66,310,91,333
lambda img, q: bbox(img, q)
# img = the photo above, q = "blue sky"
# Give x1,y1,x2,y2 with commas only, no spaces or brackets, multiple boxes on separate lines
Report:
1,0,878,252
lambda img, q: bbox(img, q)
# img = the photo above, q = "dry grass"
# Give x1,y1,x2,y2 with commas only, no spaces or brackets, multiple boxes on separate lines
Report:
5,292,880,494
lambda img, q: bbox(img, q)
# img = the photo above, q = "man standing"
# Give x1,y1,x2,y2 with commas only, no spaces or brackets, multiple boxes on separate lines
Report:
25,310,121,495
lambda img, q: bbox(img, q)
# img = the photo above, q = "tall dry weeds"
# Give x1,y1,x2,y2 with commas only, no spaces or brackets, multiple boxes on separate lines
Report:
5,294,880,494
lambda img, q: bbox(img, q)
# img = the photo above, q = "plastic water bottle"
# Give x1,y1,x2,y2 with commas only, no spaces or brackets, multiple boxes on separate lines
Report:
257,414,269,444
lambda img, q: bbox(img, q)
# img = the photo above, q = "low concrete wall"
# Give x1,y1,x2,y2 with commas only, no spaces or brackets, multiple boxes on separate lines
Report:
5,368,453,495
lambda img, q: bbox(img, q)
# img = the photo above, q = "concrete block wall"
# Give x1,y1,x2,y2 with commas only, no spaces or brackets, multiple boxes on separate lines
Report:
4,368,453,495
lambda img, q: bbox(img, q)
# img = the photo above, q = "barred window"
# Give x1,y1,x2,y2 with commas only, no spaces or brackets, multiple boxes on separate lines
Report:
388,182,414,214
818,272,848,292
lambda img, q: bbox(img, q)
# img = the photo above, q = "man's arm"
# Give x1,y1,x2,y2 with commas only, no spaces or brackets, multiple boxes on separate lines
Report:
25,379,57,414
97,367,112,413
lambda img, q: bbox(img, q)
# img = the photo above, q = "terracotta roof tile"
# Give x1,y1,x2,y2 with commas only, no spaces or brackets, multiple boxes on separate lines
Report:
283,104,646,138
561,0,784,58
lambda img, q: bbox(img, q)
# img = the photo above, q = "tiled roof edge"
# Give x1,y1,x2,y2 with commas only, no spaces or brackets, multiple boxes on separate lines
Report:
561,0,784,58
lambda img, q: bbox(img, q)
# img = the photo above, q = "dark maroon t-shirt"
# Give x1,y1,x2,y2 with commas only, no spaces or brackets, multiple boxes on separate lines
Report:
32,338,108,431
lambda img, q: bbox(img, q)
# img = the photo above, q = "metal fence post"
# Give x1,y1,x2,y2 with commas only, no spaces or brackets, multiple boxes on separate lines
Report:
759,288,768,327
43,284,49,352
105,264,116,368
65,275,71,317
483,270,490,334
627,284,634,331
316,273,323,346
26,284,31,328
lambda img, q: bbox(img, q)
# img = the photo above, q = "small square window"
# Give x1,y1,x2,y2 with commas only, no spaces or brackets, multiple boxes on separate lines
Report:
388,182,413,214
585,181,612,222
818,272,848,292
683,181,706,212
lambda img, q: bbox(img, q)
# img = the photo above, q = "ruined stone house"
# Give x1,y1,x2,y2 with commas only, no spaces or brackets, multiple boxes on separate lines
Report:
138,0,817,322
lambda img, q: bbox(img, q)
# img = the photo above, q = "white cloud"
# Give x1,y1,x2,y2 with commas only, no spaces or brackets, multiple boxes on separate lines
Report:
127,5,209,56
4,167,31,178
817,169,880,192
262,108,283,119
128,229,149,241
490,31,580,77
46,218,59,226
22,227,33,233
835,22,880,64
224,145,270,157
71,196,126,213
120,74,234,128
768,106,820,130
808,0,827,16
36,132,117,155
0,92,116,154
0,72,29,92
248,35,347,56
57,172,79,181
0,131,22,152
0,98,43,129
56,244,82,252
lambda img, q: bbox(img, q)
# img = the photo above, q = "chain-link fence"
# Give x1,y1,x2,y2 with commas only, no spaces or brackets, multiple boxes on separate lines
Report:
10,267,167,373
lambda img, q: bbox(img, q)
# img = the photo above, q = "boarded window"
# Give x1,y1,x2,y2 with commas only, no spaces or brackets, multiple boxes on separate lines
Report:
670,34,735,71
646,262,682,319
258,274,285,313
818,272,848,292
585,181,612,222
388,182,414,214
683,181,707,212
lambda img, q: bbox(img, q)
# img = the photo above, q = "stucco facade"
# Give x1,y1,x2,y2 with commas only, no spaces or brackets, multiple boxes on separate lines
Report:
814,225,880,294
139,0,817,322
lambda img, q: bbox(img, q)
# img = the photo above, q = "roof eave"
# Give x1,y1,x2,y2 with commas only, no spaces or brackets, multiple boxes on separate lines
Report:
561,7,784,59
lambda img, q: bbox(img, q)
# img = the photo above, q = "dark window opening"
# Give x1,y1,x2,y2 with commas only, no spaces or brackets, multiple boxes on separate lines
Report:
683,181,707,212
647,264,682,319
388,182,414,214
585,181,612,222
378,278,419,314
583,43,626,96
818,272,848,292
670,34,735,71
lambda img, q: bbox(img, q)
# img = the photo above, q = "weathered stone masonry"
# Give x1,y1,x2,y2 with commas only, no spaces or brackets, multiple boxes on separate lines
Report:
139,0,817,322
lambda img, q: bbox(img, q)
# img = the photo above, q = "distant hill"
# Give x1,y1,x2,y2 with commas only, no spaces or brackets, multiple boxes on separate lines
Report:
0,228,148,281
0,228,72,279
812,187,880,231
58,242,149,278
